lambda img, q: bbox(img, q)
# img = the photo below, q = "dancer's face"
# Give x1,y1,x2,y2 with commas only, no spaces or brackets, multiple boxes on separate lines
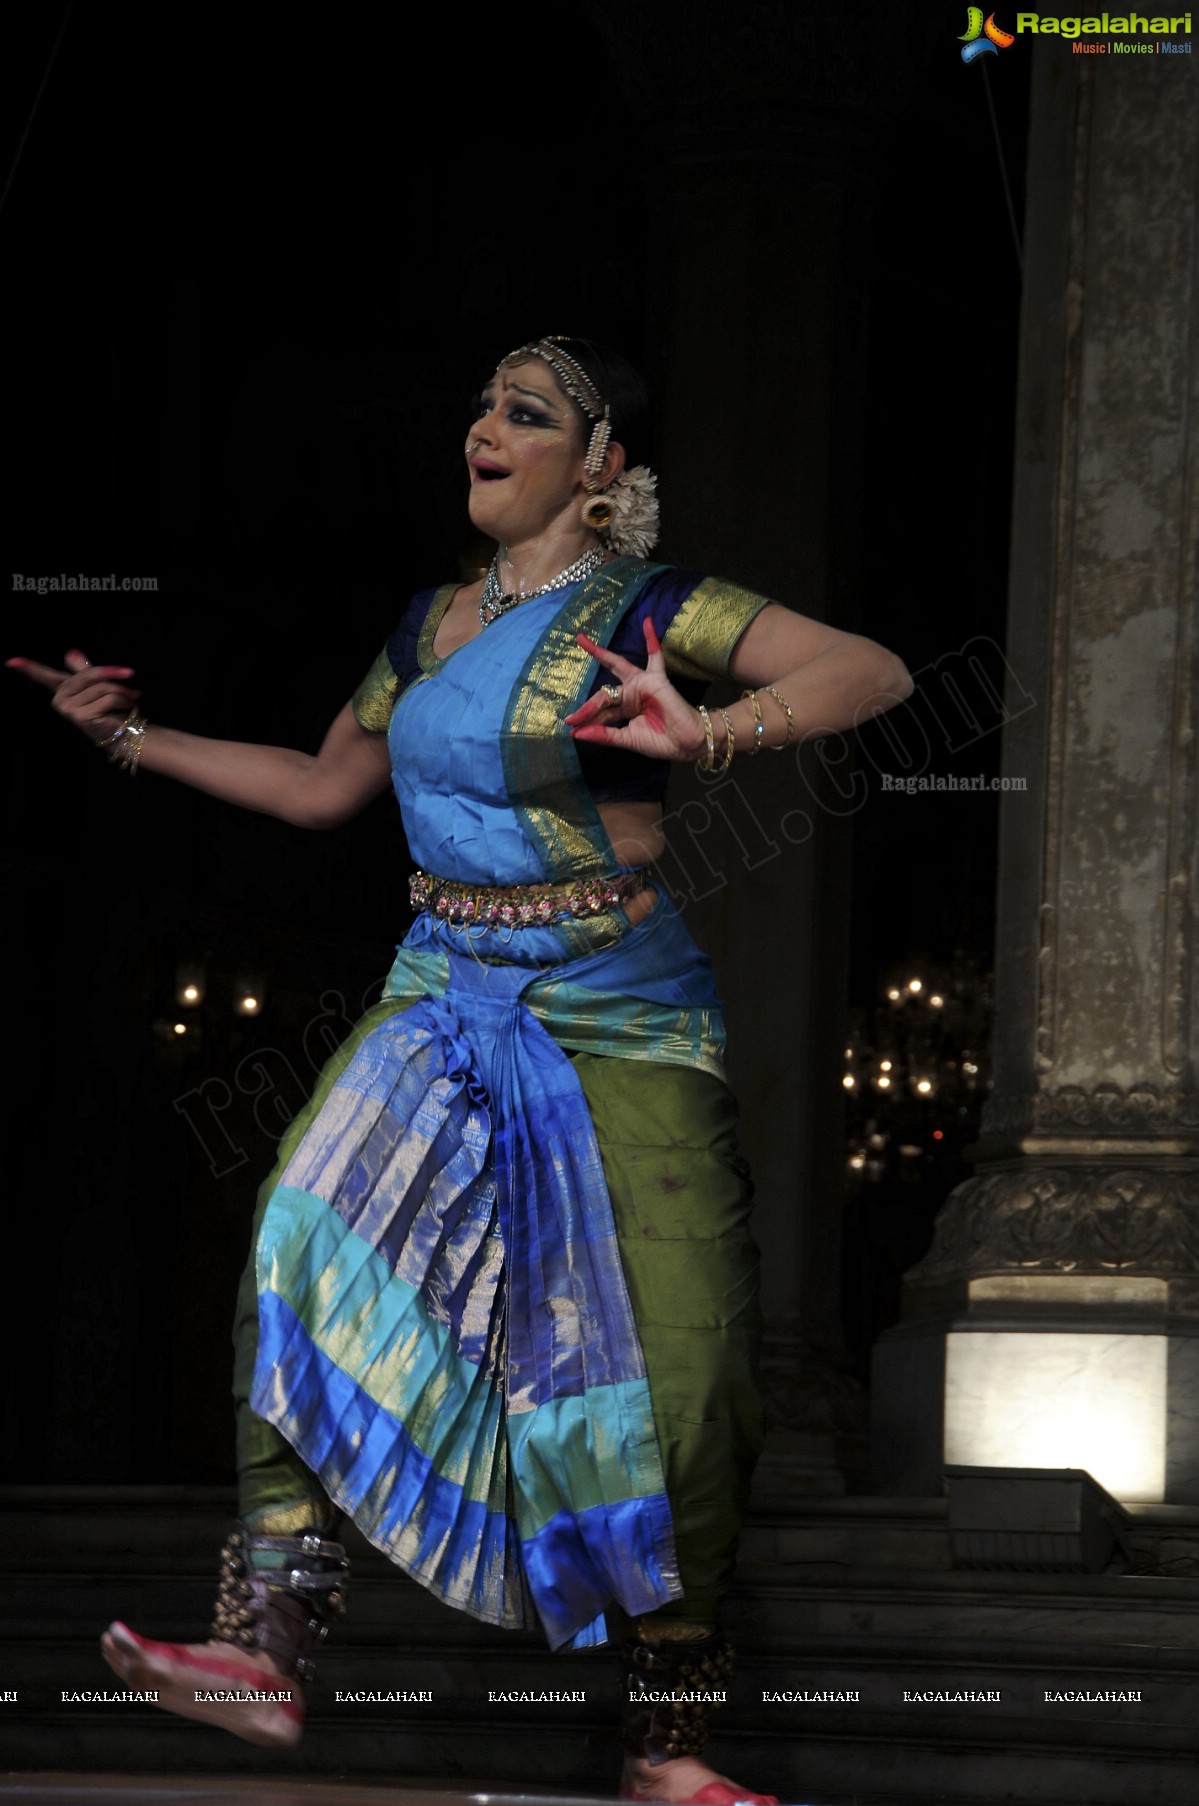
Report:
464,360,589,544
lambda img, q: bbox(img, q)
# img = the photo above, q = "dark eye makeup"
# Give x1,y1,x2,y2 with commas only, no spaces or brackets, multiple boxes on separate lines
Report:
470,392,555,429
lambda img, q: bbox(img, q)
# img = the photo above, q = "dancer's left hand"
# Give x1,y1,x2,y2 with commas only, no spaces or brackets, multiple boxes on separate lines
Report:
566,619,706,762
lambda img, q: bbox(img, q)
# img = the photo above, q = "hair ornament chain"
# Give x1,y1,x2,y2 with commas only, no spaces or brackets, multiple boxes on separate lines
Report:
499,336,605,419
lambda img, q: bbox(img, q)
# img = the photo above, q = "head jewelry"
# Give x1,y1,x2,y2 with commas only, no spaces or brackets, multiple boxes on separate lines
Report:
496,335,660,557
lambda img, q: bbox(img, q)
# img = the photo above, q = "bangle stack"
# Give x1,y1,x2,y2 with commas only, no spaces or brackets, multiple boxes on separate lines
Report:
97,707,148,775
698,689,794,772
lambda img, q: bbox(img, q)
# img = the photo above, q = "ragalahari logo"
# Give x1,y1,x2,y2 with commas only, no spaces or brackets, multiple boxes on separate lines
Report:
959,8,1017,59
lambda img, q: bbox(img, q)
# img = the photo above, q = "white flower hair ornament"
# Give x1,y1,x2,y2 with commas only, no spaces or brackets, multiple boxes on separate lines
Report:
581,465,660,559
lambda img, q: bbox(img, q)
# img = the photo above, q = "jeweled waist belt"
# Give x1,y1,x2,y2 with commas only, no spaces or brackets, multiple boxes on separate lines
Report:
409,866,651,928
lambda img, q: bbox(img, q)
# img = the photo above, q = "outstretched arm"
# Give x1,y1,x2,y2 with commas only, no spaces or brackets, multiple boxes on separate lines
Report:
6,649,393,829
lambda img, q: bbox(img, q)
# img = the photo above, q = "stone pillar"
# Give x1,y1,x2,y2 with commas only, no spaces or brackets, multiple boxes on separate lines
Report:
870,49,1199,1504
580,2,917,1492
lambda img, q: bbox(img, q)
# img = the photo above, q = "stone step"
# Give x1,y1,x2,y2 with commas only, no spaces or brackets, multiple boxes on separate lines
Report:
4,1563,1191,1664
0,1785,617,1806
8,1487,1195,1578
1,1489,1194,1806
5,1639,1192,1747
0,1781,1190,1806
0,1715,1194,1806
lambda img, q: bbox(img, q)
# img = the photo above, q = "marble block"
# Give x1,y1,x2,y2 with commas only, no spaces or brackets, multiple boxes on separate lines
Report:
944,1331,1166,1502
870,1318,1199,1504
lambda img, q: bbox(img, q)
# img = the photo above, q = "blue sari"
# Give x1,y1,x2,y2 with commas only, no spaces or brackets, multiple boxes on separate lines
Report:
250,560,741,1650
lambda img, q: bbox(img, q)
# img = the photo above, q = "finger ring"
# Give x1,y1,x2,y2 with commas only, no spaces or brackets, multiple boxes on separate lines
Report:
601,684,622,706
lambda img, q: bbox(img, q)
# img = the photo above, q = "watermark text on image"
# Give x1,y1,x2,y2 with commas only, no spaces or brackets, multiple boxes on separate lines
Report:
12,572,159,594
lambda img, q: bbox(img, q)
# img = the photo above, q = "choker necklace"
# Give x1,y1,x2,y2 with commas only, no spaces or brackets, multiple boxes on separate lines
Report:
478,544,606,628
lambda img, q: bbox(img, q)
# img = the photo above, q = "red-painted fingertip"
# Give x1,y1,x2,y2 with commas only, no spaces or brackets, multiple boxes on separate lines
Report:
643,618,661,654
5,657,28,669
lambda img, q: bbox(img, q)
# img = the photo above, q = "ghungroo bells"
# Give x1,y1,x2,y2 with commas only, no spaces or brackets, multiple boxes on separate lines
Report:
621,1631,737,1765
210,1523,349,1685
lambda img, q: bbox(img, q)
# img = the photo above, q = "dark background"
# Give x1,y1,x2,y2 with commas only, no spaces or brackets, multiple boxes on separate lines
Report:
2,2,1029,1479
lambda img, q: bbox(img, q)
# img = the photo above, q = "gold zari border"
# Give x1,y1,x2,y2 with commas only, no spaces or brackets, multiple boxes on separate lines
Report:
660,577,773,682
350,648,402,734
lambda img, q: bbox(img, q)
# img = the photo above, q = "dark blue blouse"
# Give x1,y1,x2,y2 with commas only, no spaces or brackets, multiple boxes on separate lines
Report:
353,564,772,804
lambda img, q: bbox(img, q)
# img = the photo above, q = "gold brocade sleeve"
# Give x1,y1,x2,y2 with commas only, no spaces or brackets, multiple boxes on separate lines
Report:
351,648,401,733
659,577,774,682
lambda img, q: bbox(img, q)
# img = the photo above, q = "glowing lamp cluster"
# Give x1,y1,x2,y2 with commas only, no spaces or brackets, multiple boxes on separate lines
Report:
171,959,264,1020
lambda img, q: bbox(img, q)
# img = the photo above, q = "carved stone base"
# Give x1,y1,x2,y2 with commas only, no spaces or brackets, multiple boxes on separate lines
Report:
869,1152,1199,1505
902,1160,1199,1318
979,1084,1199,1156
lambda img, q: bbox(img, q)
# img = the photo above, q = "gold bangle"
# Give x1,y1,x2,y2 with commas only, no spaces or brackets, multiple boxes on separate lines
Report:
764,686,794,750
97,707,148,775
716,707,735,768
696,704,716,772
696,703,732,777
742,689,764,755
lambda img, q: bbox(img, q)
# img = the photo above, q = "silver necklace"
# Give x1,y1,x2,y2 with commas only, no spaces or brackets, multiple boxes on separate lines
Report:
478,544,606,628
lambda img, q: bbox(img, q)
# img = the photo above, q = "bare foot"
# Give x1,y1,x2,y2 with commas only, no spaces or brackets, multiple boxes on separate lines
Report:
100,1622,302,1748
620,1752,779,1804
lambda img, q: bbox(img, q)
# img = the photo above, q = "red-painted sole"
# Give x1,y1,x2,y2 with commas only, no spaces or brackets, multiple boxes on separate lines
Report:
619,1785,780,1805
101,1621,303,1748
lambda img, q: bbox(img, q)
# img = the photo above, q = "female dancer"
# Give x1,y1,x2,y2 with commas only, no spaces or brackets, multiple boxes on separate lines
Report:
9,334,912,1803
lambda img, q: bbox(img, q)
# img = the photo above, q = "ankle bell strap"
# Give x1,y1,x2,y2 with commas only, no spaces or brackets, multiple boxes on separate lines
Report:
211,1523,350,1684
620,1632,736,1765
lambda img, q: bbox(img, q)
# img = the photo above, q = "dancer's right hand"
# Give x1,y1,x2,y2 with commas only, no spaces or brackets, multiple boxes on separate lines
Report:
6,648,141,744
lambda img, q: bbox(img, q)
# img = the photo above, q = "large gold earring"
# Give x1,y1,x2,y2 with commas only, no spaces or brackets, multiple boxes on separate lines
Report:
581,493,615,532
